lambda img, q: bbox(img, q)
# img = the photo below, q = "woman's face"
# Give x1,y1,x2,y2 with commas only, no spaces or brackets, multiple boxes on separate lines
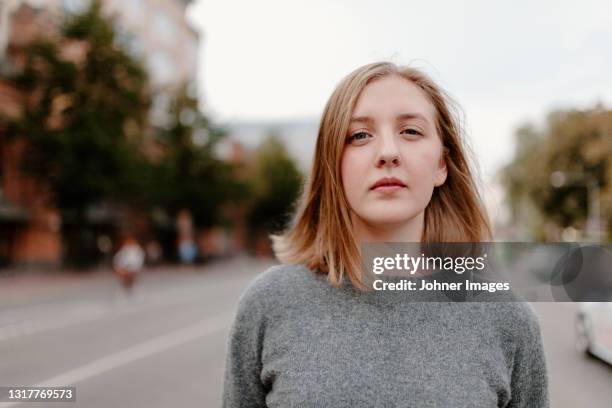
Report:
340,74,447,230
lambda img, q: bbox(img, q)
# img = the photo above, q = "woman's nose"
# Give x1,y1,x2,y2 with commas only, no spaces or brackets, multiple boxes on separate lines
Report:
376,134,401,167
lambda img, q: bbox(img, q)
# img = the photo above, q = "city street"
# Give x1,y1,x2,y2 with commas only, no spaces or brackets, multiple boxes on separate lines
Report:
0,259,611,407
0,257,273,407
534,302,612,407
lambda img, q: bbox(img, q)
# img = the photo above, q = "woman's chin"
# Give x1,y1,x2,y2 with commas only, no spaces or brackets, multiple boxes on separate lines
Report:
362,214,419,228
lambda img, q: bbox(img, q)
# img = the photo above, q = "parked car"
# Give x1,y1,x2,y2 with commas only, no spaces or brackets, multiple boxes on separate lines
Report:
575,302,612,364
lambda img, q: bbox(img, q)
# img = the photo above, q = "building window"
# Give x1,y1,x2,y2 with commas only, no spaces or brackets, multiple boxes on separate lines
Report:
150,93,171,129
127,0,144,17
186,37,198,77
63,0,88,14
153,9,177,42
115,24,144,60
148,50,175,85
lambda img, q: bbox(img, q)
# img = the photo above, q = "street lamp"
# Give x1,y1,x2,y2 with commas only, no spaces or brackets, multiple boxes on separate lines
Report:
550,171,601,242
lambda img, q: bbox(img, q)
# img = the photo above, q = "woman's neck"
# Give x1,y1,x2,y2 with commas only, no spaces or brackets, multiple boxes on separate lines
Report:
351,211,424,243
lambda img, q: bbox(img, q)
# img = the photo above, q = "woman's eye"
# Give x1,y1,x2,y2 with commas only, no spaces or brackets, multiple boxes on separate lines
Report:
347,131,370,144
401,128,423,136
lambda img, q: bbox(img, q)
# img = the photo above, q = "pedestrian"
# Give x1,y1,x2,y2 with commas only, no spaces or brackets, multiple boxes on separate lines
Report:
221,62,549,407
112,236,145,299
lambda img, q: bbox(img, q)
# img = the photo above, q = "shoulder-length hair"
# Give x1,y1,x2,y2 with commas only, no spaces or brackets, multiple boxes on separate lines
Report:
271,62,491,290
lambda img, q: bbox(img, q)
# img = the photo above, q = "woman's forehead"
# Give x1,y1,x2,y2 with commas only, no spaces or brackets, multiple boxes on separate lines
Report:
351,75,436,126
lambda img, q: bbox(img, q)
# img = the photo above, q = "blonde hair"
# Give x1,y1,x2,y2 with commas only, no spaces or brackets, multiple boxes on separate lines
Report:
271,62,491,290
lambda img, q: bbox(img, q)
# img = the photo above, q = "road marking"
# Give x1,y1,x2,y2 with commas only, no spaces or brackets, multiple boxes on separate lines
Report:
0,314,232,407
0,305,108,342
0,286,217,342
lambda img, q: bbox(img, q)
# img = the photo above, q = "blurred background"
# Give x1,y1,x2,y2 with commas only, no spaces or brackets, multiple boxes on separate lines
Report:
0,0,610,406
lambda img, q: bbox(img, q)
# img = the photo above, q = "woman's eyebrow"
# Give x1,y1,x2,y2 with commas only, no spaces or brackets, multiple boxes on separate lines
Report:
396,113,429,124
349,116,374,125
349,113,430,125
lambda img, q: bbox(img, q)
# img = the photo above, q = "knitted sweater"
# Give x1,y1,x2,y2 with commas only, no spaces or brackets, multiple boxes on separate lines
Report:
221,264,549,407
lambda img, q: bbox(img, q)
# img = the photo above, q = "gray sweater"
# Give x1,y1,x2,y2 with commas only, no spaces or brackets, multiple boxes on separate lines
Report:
222,264,549,407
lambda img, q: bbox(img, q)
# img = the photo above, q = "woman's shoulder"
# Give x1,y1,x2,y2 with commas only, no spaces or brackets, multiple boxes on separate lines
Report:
235,263,324,311
246,262,322,292
491,301,540,325
487,302,543,345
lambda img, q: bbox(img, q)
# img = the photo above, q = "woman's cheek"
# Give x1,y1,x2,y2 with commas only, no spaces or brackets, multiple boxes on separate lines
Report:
406,146,441,183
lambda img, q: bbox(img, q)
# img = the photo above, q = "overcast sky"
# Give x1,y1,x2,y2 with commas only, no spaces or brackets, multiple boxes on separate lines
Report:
187,0,612,180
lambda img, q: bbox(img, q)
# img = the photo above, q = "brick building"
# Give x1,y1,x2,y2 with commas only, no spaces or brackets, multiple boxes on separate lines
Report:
0,0,199,268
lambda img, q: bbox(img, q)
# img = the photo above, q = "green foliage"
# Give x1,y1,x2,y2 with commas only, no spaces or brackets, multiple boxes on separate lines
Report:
3,0,249,265
150,84,246,228
7,0,149,218
246,133,303,234
502,106,612,239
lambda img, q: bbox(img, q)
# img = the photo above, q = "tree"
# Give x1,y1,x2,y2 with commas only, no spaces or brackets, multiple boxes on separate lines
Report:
246,133,303,241
151,84,244,229
145,84,249,260
5,1,150,265
502,106,612,240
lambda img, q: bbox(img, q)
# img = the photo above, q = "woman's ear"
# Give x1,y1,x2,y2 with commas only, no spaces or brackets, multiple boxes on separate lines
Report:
434,154,448,187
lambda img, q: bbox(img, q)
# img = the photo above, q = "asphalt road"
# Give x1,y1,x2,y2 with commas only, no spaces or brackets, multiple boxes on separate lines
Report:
0,257,273,408
0,258,611,407
533,302,612,407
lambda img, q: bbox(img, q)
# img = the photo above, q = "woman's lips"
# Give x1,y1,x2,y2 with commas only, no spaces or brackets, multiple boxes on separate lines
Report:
370,177,406,192
371,184,405,193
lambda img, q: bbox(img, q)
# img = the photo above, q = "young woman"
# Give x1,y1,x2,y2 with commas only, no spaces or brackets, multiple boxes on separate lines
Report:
221,62,549,407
